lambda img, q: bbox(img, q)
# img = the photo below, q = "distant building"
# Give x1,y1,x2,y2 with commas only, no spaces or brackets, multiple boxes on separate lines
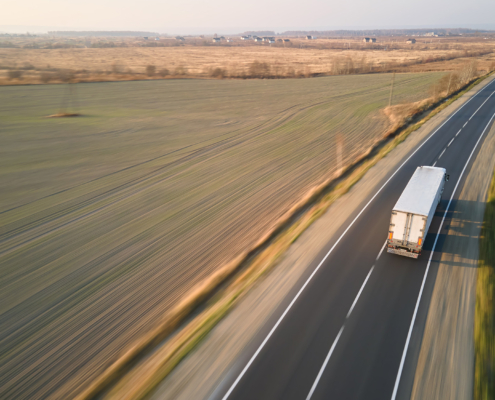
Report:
371,38,377,43
175,36,185,41
155,37,160,40
363,37,370,43
226,39,233,42
283,39,290,42
143,37,148,40
406,38,416,44
306,35,312,40
277,38,283,42
268,39,275,43
241,36,249,40
254,37,263,42
212,37,220,43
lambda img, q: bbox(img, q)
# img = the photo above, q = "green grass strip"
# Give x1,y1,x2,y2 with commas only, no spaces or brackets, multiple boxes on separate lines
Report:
475,167,495,400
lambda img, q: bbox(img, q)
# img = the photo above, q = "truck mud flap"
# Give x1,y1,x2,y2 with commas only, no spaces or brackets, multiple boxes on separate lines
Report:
387,247,419,259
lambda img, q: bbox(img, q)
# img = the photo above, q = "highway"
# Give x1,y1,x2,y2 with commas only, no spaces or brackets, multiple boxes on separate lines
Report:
214,78,495,400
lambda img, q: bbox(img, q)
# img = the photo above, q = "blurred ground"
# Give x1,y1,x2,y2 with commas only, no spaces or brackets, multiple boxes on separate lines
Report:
0,73,440,399
410,123,495,400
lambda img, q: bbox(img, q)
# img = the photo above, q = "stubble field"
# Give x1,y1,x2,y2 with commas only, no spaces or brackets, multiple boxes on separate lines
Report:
1,37,494,84
0,72,443,398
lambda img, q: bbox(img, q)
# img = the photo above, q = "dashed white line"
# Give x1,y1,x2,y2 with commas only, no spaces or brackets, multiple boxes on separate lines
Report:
376,240,388,261
438,148,446,159
455,129,462,137
390,112,495,400
463,121,468,128
219,77,495,400
448,138,455,147
346,266,375,319
432,161,437,167
308,240,387,400
305,326,345,400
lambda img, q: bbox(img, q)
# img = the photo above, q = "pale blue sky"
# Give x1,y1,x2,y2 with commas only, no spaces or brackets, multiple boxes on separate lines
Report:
2,0,494,34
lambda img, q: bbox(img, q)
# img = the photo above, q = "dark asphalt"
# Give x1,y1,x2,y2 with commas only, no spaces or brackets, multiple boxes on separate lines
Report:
214,78,495,400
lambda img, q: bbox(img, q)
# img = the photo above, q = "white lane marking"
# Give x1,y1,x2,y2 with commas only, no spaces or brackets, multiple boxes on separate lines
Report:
220,78,495,400
455,129,462,137
305,326,345,400
346,266,375,319
448,138,455,147
463,121,468,127
432,161,437,167
308,240,387,398
390,111,495,400
308,240,385,399
376,240,388,261
469,88,495,120
438,148,446,159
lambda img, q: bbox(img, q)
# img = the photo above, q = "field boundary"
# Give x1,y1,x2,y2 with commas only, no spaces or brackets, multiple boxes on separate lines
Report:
76,72,494,400
475,165,495,400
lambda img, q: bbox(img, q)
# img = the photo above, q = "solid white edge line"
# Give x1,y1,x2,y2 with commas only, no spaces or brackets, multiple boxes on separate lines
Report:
390,111,495,400
347,266,375,319
305,326,345,400
220,77,495,400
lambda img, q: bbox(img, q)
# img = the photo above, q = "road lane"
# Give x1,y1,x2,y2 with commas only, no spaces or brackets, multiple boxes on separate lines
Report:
218,78,495,400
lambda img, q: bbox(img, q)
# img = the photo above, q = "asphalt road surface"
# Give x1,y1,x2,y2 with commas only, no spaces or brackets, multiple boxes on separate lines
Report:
214,79,495,400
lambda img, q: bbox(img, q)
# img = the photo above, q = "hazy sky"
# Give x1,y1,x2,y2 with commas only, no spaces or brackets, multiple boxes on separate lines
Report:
3,0,495,34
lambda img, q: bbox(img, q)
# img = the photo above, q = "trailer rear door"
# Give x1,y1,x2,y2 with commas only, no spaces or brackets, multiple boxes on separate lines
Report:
391,212,425,245
391,211,408,241
408,214,425,246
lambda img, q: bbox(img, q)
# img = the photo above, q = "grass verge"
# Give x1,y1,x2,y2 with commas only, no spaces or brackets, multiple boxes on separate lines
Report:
475,167,495,400
78,71,493,400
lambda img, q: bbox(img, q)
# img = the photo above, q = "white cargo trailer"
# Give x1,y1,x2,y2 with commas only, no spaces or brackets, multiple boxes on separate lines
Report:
387,166,448,258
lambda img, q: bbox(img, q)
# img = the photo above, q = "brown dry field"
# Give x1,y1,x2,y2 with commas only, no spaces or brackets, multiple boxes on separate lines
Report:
1,36,495,84
0,72,444,399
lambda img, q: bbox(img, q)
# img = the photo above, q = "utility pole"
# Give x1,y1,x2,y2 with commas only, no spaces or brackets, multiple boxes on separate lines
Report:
446,72,453,96
388,72,396,107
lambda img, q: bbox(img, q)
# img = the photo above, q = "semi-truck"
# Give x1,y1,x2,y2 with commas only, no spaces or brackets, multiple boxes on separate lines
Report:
387,166,448,258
